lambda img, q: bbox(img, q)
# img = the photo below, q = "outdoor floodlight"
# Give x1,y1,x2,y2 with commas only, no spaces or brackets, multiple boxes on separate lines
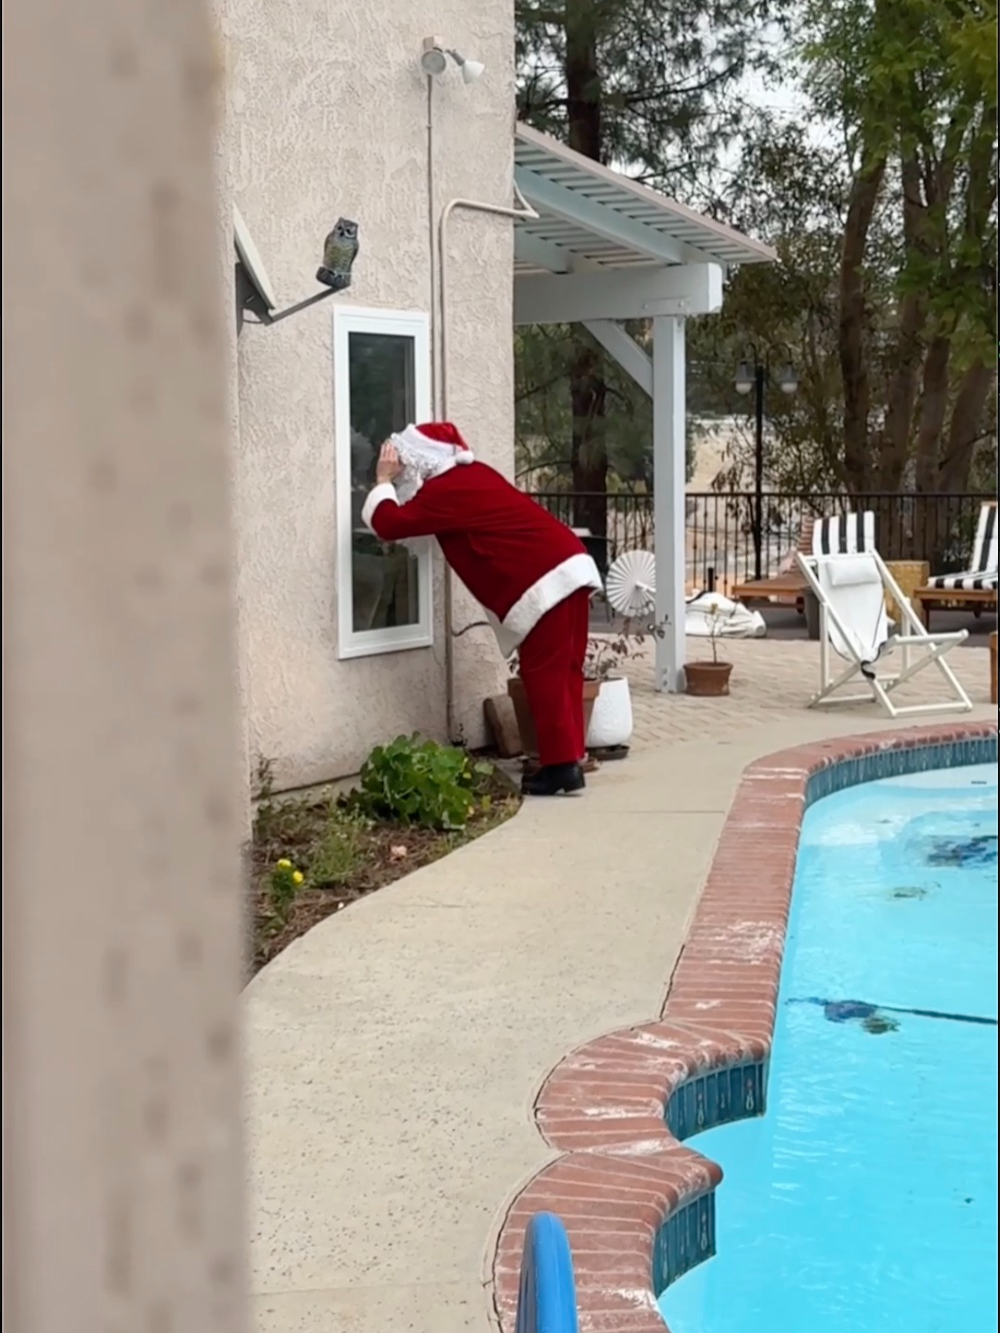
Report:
420,37,485,84
451,51,486,84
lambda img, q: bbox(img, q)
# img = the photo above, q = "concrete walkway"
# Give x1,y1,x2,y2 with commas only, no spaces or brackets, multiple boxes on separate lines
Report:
244,637,995,1332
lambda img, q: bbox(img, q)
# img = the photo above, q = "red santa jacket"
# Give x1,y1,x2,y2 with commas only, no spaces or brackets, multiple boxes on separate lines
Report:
361,462,602,656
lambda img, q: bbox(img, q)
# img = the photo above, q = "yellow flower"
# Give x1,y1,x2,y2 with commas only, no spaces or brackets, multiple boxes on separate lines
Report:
276,858,292,869
292,870,304,885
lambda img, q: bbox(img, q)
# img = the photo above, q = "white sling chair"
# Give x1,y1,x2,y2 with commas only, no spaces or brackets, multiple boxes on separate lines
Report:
796,512,972,717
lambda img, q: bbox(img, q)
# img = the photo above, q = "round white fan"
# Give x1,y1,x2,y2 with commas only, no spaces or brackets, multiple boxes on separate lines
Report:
604,548,656,616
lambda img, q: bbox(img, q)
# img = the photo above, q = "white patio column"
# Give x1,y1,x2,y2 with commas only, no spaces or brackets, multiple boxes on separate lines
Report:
3,1,247,1331
652,315,688,692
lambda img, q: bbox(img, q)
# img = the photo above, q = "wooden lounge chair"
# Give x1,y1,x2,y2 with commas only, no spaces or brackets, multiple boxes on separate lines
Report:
730,517,815,611
914,500,997,629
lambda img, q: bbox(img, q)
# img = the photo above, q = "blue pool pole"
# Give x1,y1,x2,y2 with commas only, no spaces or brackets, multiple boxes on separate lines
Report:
514,1212,580,1333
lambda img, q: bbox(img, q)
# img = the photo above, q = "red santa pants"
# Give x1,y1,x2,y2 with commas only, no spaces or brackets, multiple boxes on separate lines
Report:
518,587,591,767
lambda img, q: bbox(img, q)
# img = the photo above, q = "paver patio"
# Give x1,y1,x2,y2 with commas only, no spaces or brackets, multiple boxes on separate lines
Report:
243,634,995,1333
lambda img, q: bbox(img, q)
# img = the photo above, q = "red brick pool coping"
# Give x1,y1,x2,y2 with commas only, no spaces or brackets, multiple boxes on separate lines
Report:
491,721,998,1333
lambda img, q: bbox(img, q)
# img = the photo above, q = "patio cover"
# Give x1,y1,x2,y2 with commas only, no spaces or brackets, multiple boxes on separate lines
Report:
512,122,775,691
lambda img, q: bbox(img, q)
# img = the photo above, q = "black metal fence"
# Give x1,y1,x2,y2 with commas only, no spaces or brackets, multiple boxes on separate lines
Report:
529,490,994,590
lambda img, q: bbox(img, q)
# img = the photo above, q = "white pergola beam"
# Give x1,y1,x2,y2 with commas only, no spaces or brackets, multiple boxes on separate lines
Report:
514,231,573,273
515,166,713,268
514,262,723,325
582,320,652,395
652,315,688,693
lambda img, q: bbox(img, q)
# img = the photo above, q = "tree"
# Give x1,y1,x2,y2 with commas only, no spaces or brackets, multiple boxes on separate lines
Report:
803,0,997,494
515,0,789,530
515,323,698,492
686,1,997,508
686,122,853,496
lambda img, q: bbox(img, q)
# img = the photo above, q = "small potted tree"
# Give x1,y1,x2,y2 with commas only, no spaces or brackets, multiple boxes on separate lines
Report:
684,599,736,697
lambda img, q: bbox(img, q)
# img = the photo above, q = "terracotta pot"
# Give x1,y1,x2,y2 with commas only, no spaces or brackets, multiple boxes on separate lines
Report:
507,676,601,759
685,660,733,698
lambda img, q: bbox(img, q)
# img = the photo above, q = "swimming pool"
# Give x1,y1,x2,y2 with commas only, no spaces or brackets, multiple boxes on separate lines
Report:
659,761,998,1333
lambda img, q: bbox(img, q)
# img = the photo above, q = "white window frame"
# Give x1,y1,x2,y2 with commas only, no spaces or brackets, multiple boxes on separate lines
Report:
333,306,434,659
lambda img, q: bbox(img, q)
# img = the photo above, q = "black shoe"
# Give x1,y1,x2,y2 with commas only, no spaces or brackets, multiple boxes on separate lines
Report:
521,762,586,797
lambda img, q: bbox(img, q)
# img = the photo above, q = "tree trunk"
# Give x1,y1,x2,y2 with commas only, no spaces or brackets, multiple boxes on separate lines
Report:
913,334,951,491
838,155,886,494
565,0,608,535
939,358,995,493
570,341,609,535
879,157,935,487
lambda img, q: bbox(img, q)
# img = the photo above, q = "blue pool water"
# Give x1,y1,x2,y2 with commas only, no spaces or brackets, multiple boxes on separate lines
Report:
659,762,998,1333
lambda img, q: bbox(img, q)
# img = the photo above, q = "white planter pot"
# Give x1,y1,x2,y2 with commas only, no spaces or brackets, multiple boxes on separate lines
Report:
586,676,634,750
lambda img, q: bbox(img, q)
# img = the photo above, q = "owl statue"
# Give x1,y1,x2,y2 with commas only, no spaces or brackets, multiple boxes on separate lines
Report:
316,217,359,291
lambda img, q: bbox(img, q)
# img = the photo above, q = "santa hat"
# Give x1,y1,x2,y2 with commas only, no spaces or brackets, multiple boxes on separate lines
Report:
392,422,475,465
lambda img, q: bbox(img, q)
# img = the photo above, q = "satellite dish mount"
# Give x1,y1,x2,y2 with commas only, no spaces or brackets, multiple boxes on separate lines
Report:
234,207,360,328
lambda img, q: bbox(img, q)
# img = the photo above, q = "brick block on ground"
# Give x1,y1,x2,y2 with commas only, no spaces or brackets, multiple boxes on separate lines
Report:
484,693,523,758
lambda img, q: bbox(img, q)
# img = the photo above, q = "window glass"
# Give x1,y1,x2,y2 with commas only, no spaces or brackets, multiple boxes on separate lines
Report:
347,331,420,633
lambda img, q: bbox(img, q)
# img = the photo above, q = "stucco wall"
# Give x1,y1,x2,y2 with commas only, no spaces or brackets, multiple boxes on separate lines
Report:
224,2,515,788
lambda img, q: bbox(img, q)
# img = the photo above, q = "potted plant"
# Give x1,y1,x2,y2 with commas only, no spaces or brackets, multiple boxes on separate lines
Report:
582,626,646,754
507,663,602,763
508,615,668,760
685,599,736,697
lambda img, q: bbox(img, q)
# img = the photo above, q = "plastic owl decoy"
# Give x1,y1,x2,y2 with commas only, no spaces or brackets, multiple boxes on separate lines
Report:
316,217,359,291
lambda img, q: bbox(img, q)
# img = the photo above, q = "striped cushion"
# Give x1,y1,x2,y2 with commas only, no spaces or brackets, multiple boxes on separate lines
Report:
927,569,998,593
812,511,876,556
925,503,997,592
970,503,998,574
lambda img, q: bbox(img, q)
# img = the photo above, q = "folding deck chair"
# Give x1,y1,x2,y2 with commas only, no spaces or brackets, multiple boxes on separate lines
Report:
914,500,998,629
795,512,972,717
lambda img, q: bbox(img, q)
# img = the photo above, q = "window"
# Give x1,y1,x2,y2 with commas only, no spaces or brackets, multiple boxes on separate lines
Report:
334,307,433,658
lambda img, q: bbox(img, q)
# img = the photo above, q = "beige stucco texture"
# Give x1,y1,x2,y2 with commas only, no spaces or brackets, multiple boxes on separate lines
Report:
224,2,515,788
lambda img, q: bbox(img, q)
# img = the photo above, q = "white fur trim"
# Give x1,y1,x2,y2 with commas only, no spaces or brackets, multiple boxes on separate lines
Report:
361,482,399,532
393,424,475,464
492,553,602,657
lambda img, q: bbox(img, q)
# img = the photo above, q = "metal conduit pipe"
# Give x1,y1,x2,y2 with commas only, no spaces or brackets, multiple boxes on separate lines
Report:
425,65,538,740
437,183,538,741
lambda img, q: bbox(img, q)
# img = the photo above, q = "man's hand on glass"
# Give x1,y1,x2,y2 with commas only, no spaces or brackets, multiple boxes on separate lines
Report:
375,440,404,485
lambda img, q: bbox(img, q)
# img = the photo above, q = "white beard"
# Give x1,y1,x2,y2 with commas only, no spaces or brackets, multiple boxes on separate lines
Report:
397,534,435,559
387,434,470,558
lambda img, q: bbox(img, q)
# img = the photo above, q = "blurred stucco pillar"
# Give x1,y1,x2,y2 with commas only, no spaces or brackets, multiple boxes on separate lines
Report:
2,0,247,1330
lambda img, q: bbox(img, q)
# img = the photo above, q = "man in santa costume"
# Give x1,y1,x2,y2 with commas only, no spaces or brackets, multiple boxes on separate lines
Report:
361,422,602,796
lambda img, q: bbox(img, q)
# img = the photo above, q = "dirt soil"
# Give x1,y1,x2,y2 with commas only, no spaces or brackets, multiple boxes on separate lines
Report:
250,770,519,978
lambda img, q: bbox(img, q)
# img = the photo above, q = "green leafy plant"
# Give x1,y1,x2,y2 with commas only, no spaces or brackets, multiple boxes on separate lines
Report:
353,734,493,830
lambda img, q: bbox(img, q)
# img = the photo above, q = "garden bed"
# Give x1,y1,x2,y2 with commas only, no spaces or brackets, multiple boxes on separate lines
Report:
250,753,519,978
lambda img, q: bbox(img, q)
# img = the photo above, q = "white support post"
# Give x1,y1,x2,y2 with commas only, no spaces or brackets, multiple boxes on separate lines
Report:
652,316,688,693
